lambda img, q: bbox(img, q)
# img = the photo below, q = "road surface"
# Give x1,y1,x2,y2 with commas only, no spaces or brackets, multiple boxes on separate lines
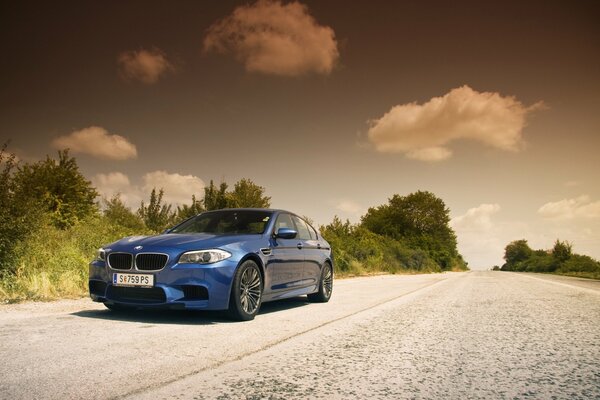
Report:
1,271,599,399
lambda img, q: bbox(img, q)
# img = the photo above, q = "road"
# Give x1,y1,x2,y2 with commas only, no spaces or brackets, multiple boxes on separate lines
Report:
1,272,599,399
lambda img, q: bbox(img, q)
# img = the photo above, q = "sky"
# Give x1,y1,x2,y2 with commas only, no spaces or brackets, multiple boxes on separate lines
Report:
1,0,599,269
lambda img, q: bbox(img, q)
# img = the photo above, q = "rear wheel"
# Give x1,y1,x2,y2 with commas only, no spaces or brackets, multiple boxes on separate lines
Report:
308,262,333,303
228,260,263,321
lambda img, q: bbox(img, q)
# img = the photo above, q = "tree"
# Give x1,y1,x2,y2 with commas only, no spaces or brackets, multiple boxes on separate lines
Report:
552,239,572,263
103,195,145,231
361,191,461,269
175,195,205,222
204,180,229,211
137,188,174,232
0,143,42,276
227,178,271,208
502,239,533,270
11,149,98,229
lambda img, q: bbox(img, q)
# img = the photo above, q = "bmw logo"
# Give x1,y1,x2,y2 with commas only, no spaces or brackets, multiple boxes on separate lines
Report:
134,246,143,251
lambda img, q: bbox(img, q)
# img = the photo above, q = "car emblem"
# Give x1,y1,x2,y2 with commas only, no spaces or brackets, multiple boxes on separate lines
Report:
134,246,143,251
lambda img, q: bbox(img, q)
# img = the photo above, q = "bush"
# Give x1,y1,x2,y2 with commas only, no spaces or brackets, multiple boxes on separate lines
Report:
0,215,146,302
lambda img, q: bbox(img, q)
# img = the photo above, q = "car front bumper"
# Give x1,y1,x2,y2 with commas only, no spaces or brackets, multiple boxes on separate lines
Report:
88,259,237,310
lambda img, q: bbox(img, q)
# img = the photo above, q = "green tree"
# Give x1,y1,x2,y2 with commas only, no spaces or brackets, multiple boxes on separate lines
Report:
361,191,462,269
11,150,98,228
204,180,229,210
103,195,145,231
137,188,174,232
552,239,572,263
0,144,41,276
502,239,533,270
227,178,271,208
175,195,205,222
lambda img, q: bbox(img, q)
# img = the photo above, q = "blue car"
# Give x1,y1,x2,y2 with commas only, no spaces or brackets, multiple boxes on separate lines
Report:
89,208,333,320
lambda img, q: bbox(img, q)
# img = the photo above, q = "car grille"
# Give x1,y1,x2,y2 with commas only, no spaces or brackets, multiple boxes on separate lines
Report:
136,253,168,271
107,286,166,303
182,285,209,300
89,280,107,296
108,253,133,270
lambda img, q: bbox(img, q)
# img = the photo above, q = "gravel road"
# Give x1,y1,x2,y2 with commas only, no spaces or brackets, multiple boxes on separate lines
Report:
1,271,599,399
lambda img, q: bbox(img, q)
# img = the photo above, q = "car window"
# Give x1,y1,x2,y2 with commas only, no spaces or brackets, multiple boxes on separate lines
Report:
171,210,272,235
307,224,318,240
292,215,311,240
274,213,294,232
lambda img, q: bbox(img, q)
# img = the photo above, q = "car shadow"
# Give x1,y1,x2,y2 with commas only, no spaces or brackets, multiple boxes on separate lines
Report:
71,296,312,324
71,308,231,325
257,296,312,315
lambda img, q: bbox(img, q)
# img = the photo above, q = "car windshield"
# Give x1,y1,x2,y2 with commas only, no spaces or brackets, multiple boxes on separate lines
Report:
170,210,272,235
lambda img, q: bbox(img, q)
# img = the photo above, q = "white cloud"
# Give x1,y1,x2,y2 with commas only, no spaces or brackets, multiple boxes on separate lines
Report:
142,171,205,205
538,195,600,220
335,200,363,215
368,85,544,162
451,203,501,232
93,171,205,209
451,203,508,269
93,172,141,207
52,126,137,160
117,48,173,84
407,147,452,162
204,0,339,76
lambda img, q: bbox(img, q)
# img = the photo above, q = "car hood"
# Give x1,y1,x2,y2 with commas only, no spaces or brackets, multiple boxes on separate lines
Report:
106,233,262,251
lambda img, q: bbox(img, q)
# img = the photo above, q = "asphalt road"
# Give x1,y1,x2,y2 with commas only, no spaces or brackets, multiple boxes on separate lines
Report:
1,272,599,399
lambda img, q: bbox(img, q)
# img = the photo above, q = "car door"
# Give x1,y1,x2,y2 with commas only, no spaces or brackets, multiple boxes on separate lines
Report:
291,215,321,287
266,212,305,293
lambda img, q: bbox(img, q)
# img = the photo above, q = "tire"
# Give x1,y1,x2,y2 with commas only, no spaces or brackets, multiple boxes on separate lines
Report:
308,262,333,303
228,260,263,321
104,303,132,312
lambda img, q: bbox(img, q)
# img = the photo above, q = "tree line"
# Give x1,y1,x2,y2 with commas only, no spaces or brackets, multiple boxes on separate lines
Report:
0,146,467,300
499,239,600,279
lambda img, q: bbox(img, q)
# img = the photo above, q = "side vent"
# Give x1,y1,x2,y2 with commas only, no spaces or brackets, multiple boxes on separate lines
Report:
260,248,272,256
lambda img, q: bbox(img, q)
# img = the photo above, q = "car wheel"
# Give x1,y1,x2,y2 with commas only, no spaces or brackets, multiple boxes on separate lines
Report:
228,260,263,321
104,303,132,312
308,262,333,303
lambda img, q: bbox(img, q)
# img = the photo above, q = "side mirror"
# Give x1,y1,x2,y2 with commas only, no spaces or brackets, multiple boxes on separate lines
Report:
275,228,297,239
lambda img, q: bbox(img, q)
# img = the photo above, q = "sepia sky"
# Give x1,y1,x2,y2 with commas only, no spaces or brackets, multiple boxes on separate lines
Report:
1,0,599,268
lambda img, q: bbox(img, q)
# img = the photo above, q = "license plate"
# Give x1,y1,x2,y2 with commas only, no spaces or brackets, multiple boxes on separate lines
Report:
113,273,154,287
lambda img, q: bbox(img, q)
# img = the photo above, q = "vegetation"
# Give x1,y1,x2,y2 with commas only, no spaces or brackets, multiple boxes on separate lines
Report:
500,239,600,279
0,144,465,302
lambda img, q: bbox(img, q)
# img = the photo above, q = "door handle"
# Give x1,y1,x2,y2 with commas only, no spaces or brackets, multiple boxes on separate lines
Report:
297,243,303,249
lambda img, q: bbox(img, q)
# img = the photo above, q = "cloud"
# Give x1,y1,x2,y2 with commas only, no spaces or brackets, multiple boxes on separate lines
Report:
142,171,205,205
93,171,205,209
451,203,501,232
335,200,363,215
52,126,137,160
93,172,140,206
538,195,600,220
117,48,173,84
368,85,544,162
450,203,508,269
204,0,339,76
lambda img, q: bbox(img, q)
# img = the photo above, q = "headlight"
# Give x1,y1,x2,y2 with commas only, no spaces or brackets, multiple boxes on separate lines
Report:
178,249,232,264
96,248,106,261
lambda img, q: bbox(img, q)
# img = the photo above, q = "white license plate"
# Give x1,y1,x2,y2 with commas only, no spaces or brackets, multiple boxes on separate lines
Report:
113,273,154,287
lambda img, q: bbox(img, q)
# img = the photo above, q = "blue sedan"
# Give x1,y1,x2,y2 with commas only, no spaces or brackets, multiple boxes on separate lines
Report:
89,209,333,320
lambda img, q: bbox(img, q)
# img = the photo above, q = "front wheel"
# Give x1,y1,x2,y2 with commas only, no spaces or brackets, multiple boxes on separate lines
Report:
308,262,333,303
228,260,263,321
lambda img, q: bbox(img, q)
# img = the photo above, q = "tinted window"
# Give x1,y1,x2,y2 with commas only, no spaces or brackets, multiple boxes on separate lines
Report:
171,210,272,235
292,215,311,240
